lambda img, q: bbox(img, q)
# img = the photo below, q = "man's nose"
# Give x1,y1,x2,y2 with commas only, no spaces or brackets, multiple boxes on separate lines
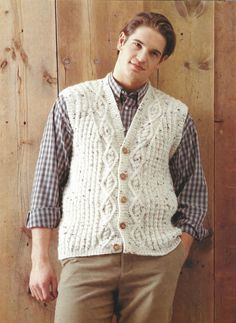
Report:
136,49,148,63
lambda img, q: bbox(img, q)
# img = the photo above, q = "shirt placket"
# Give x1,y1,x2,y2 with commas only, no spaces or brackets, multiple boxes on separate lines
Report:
121,96,136,136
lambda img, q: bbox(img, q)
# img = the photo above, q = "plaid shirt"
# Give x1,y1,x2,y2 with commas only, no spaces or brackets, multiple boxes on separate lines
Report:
27,73,209,240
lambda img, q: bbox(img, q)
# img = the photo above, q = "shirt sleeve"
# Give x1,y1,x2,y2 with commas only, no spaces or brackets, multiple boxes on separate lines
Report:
26,95,73,228
169,113,211,240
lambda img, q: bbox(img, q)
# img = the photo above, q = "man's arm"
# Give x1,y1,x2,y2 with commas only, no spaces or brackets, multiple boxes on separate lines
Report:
169,113,209,258
180,232,194,259
27,95,73,301
29,228,57,302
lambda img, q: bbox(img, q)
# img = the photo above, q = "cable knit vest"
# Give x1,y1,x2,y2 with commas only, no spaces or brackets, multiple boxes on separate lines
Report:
58,74,188,260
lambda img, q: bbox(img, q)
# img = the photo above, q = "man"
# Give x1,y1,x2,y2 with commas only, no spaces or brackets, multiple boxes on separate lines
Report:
27,12,209,323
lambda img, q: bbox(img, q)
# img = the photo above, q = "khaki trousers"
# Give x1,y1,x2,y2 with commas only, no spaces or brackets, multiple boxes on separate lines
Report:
54,242,185,323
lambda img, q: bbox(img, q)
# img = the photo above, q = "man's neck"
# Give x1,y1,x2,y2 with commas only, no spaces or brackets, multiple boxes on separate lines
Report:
112,69,147,92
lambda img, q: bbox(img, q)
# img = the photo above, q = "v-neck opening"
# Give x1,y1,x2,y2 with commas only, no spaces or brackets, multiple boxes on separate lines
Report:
102,75,153,147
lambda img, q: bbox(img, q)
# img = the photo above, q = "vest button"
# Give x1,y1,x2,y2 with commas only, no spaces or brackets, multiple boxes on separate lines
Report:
113,243,121,251
122,147,129,154
120,196,128,203
120,173,128,180
120,222,126,229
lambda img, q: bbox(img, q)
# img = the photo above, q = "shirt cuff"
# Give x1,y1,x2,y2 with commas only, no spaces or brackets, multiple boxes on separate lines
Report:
26,207,62,228
179,223,213,241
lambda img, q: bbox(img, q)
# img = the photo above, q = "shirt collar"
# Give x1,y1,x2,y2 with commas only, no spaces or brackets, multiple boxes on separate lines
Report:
108,72,148,105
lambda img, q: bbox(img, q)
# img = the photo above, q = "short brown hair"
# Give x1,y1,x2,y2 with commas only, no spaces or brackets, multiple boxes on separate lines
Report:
119,12,176,57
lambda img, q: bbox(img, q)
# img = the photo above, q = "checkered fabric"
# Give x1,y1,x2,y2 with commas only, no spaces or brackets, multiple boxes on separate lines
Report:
27,73,209,240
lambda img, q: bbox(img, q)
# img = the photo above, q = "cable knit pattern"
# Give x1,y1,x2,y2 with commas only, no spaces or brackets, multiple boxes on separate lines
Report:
58,75,188,260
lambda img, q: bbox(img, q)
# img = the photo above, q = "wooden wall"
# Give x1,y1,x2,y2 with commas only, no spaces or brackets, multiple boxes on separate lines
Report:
0,1,234,322
215,2,236,322
0,1,57,322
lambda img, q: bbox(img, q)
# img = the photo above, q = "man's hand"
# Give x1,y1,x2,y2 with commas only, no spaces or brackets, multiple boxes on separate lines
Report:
180,232,194,259
29,259,58,302
29,228,57,302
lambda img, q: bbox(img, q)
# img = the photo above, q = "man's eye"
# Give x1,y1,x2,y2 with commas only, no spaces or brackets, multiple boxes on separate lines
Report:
133,42,141,48
152,51,159,57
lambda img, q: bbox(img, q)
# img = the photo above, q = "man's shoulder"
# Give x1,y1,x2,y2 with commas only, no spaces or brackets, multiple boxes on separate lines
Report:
59,77,104,100
150,86,188,114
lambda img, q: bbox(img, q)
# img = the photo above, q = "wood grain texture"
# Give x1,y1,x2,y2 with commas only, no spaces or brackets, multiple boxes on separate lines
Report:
140,2,214,323
215,2,236,323
56,0,159,90
0,0,216,322
0,1,58,322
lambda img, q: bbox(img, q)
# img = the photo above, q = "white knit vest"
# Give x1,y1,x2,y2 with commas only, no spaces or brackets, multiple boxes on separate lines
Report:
58,74,188,260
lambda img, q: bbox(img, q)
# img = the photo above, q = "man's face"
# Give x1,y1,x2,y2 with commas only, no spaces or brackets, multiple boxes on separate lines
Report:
114,25,167,90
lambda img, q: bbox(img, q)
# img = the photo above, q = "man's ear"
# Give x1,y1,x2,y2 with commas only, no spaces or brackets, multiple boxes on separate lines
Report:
117,32,127,51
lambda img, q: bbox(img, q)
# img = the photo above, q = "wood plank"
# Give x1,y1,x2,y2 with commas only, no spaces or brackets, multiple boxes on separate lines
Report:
56,0,159,90
215,2,236,322
140,2,214,323
0,1,58,322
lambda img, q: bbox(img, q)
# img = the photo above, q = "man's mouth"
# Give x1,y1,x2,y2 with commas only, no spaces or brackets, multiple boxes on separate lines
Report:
130,62,145,71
